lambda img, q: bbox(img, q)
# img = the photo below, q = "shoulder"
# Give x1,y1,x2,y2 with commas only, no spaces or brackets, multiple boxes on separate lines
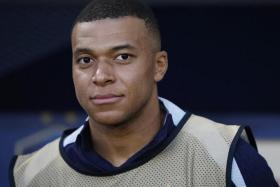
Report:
183,114,241,143
15,138,60,166
10,138,61,186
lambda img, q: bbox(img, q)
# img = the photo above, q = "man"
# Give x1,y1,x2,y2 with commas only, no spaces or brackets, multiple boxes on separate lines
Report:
10,0,278,186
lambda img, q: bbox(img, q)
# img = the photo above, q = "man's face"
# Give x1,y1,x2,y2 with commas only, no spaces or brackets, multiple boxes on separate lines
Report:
72,16,167,126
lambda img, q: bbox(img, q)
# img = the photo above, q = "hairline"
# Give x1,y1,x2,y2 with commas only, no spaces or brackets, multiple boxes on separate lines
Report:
71,15,161,51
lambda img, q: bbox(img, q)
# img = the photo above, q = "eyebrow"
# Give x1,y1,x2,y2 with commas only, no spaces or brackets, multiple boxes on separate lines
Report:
73,48,92,56
110,44,136,51
73,44,136,56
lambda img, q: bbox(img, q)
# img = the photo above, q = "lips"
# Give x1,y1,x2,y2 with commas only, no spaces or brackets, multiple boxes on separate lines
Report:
90,94,124,105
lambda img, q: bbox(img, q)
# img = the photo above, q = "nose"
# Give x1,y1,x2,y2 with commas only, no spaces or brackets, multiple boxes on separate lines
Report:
92,61,115,86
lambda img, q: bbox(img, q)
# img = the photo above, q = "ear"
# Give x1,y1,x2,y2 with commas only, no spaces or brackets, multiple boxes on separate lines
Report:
154,51,168,82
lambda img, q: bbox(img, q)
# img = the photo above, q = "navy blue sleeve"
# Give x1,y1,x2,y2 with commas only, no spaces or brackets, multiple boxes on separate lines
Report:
234,138,278,187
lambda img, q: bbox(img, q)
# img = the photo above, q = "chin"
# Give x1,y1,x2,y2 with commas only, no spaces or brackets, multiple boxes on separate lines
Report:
89,110,128,126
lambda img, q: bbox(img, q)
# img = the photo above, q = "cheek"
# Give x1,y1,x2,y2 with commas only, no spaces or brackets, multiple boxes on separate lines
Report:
73,70,91,102
120,63,155,97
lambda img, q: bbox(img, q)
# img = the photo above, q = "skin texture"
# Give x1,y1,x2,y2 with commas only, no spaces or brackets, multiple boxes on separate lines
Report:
72,16,168,166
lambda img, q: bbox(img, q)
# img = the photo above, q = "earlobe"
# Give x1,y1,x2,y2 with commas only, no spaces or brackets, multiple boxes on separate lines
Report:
154,51,168,82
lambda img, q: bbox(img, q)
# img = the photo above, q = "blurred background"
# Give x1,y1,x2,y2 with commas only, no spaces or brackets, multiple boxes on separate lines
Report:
1,0,280,186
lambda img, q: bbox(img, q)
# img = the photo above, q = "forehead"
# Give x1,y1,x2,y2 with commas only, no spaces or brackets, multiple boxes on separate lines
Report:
71,17,150,50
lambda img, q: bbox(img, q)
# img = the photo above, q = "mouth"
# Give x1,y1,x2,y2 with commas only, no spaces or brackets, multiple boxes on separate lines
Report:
90,94,124,105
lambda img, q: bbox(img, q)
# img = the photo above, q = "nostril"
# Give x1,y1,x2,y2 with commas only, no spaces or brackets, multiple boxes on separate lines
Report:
105,79,113,83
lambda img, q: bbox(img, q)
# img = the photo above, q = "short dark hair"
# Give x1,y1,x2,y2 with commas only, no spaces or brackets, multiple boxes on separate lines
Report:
73,0,161,50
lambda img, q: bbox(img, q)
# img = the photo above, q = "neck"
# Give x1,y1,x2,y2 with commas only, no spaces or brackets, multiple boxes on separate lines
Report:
89,97,163,167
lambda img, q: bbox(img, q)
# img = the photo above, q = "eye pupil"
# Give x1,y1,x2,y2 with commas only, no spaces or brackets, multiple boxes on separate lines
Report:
83,57,91,63
121,54,128,60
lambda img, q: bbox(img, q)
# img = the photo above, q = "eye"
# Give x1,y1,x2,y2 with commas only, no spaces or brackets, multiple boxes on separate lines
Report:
115,54,130,61
78,57,93,64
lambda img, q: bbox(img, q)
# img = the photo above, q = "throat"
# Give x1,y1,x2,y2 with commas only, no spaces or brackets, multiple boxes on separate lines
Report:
88,108,164,167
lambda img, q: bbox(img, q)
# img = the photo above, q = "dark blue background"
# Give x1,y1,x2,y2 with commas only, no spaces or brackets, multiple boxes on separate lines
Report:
1,5,280,113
